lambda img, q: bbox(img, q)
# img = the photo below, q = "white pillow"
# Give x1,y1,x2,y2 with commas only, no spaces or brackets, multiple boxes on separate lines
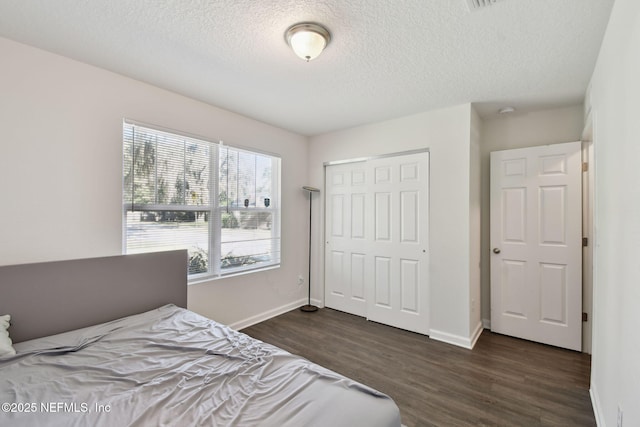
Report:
0,314,16,357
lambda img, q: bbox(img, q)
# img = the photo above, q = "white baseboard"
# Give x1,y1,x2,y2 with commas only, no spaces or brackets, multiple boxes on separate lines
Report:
310,298,324,308
429,325,482,350
469,321,484,349
590,386,604,427
230,298,307,331
482,318,491,329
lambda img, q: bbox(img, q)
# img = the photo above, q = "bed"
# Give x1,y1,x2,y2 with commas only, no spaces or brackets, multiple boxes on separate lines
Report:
0,250,401,426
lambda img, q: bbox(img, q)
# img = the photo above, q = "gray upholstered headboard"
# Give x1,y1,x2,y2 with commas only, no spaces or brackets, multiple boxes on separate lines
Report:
0,250,187,343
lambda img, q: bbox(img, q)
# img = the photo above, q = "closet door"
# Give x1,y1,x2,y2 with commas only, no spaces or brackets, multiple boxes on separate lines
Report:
324,161,368,317
365,152,429,334
324,151,429,335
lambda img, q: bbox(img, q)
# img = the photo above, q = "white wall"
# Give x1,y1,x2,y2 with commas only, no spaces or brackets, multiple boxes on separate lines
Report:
588,0,640,425
469,107,482,339
309,104,479,346
0,37,310,327
479,105,584,330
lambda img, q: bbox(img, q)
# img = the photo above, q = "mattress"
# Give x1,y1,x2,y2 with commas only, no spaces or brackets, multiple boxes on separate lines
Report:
0,305,401,426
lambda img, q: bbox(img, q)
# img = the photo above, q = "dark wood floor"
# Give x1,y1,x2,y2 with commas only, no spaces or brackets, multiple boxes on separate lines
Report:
242,307,594,427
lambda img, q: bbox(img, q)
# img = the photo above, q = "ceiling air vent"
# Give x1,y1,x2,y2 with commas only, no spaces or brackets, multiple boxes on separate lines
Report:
466,0,503,12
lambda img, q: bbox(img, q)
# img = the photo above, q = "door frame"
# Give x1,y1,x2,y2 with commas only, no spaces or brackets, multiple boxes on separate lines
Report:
581,112,595,355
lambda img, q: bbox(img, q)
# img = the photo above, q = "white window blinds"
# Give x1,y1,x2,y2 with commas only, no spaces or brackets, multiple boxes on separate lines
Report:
123,121,280,278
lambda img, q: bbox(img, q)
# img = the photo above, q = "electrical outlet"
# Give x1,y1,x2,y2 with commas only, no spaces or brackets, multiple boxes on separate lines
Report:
617,404,623,427
297,275,304,285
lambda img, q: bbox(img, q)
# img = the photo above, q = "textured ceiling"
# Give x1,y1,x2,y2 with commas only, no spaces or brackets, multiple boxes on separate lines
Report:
0,0,615,135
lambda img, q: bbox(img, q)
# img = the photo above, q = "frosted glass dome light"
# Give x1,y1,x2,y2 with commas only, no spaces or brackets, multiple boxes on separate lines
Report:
285,23,331,62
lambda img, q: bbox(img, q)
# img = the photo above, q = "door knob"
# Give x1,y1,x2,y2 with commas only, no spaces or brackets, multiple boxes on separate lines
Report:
493,248,501,254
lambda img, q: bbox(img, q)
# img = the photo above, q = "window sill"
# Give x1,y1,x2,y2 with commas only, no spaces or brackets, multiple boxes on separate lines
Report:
187,264,280,285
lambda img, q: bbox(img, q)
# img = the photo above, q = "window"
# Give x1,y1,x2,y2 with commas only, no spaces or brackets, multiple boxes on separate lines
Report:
123,121,280,279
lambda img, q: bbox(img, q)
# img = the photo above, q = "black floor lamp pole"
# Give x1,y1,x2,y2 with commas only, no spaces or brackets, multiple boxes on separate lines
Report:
301,186,319,312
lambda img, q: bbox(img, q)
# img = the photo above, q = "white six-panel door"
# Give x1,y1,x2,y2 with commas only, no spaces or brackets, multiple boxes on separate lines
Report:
325,151,429,334
324,161,368,317
365,153,429,334
490,141,582,351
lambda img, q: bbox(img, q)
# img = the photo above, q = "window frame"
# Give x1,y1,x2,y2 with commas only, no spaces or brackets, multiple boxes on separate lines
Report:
122,119,281,281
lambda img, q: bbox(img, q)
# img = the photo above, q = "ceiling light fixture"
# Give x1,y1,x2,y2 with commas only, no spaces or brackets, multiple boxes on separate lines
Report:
285,22,331,62
498,106,516,114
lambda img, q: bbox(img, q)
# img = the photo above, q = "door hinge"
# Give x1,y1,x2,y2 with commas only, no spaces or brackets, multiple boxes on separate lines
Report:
582,237,588,247
582,162,589,172
582,312,588,322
